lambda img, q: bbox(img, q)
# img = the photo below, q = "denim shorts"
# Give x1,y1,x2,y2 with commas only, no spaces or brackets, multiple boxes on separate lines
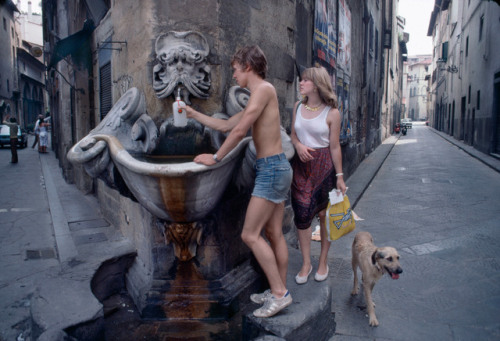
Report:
252,153,292,203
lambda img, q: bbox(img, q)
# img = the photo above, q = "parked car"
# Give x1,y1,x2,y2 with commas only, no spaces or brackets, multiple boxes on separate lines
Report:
0,125,28,148
401,118,412,129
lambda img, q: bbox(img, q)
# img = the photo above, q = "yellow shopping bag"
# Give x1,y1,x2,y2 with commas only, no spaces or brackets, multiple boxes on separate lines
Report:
325,195,355,241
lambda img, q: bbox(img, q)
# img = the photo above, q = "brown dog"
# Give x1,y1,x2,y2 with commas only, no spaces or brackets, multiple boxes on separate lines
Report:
351,231,402,326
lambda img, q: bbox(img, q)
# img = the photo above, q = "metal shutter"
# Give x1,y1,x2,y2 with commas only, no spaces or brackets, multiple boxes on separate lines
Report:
99,62,112,119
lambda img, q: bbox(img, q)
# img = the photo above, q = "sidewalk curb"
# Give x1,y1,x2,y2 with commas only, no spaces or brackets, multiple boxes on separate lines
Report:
346,135,400,209
39,155,78,262
429,127,500,174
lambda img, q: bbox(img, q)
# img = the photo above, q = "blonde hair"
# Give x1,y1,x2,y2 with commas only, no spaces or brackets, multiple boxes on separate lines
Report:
301,66,338,109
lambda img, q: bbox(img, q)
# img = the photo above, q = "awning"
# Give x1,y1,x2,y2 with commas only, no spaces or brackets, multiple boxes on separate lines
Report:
48,20,95,69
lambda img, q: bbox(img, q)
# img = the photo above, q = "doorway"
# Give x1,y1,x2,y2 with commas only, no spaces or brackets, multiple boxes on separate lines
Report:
451,100,455,137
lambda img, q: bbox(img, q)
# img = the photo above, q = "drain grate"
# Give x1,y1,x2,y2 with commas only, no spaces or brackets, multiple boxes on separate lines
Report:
25,248,57,260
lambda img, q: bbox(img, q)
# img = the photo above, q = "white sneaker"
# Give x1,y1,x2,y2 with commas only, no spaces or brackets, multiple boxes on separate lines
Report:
253,291,293,318
250,289,271,304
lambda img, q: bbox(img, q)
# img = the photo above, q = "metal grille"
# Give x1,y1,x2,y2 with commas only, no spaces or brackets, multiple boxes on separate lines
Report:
99,62,112,119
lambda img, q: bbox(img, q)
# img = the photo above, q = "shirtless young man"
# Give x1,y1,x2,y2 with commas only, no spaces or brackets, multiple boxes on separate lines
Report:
182,45,293,318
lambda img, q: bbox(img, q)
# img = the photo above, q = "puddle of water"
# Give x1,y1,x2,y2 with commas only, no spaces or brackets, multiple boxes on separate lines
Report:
103,293,243,340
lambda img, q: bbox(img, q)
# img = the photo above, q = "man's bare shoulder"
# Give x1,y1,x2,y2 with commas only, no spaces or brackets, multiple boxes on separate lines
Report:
252,79,276,96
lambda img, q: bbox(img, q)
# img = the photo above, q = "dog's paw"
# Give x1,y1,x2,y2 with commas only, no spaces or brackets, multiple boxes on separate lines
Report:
351,288,358,296
369,316,379,327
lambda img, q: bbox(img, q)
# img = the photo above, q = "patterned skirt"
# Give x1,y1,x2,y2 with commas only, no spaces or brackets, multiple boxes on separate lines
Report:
291,147,335,230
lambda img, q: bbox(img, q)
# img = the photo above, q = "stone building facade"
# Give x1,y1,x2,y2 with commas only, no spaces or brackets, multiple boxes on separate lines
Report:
380,5,407,139
42,0,407,189
428,0,500,155
0,0,46,129
406,55,432,122
0,0,19,121
17,46,46,129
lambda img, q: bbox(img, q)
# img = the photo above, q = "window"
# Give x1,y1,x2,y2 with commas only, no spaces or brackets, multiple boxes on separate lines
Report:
11,26,14,38
479,15,484,41
466,36,469,57
3,18,6,31
477,90,480,110
468,85,471,104
99,62,112,119
6,79,9,92
441,42,448,62
98,37,113,119
375,29,379,61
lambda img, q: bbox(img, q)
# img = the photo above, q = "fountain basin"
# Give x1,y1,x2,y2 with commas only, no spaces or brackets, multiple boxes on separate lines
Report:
86,134,251,223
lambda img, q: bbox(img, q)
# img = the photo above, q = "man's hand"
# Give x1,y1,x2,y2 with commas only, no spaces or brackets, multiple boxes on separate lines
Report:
193,153,217,166
179,103,197,119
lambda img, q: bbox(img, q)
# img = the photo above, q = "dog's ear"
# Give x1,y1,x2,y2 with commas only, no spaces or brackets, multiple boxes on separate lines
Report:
371,250,385,265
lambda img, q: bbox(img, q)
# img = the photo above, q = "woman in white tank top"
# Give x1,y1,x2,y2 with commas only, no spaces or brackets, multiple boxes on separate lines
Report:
290,66,347,284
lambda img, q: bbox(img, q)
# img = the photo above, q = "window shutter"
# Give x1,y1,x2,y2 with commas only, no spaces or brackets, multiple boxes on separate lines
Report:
99,62,112,119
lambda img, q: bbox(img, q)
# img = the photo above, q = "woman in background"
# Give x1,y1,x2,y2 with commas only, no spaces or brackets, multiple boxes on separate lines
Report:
38,117,49,153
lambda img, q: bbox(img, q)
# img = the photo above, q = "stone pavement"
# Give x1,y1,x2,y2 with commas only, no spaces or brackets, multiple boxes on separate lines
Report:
0,138,134,341
0,123,499,340
317,122,500,340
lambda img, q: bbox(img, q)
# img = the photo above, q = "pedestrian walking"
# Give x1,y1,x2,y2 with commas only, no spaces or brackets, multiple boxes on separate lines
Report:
39,118,49,153
290,66,346,284
182,45,293,318
32,114,44,149
2,115,19,163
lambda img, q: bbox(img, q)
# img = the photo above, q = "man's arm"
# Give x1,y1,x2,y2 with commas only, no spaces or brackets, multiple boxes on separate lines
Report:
193,84,272,165
184,106,243,133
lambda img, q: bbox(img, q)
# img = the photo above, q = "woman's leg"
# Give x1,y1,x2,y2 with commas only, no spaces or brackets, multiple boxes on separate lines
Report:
317,208,331,275
297,226,313,276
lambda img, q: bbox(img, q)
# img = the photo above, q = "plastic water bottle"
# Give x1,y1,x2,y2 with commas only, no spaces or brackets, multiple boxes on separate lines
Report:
172,89,187,127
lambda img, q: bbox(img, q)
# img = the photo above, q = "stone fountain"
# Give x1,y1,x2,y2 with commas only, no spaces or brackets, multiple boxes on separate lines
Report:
67,31,294,321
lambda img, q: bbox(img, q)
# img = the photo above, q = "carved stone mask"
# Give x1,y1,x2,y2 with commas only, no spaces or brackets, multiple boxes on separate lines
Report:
153,31,211,103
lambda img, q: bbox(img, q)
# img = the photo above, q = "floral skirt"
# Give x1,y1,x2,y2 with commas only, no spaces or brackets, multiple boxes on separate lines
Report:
291,147,335,230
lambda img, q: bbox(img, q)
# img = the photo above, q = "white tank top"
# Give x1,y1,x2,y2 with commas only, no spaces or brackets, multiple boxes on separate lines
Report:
294,103,331,148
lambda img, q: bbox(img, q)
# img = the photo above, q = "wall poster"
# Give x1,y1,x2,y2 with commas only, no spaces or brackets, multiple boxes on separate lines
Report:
337,0,351,76
337,70,352,145
313,0,337,68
